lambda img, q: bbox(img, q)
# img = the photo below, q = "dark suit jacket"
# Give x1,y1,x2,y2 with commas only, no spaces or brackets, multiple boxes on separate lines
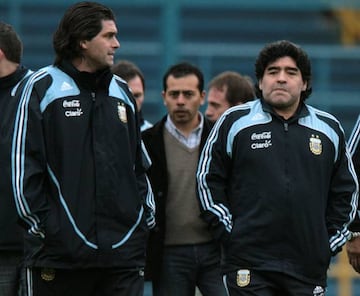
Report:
141,115,213,280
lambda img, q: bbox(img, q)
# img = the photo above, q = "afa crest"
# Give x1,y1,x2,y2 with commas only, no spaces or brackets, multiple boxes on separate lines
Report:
41,268,56,281
236,269,250,287
309,134,322,155
117,102,127,123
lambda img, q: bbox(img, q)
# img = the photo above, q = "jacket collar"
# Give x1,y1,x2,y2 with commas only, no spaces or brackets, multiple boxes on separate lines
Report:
0,65,29,90
58,60,113,92
261,98,309,122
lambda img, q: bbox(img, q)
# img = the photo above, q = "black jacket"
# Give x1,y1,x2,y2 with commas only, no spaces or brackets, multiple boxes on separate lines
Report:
0,65,32,252
12,61,154,268
348,115,360,231
142,115,213,280
197,99,358,286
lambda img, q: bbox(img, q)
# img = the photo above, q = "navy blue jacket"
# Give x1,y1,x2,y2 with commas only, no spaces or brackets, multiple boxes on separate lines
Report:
197,99,358,285
12,61,154,268
0,65,31,252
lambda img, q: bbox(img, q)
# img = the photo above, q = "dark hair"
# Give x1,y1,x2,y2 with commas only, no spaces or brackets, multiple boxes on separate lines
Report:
254,40,312,101
111,60,145,90
163,62,204,93
208,71,255,106
0,22,23,63
53,1,115,65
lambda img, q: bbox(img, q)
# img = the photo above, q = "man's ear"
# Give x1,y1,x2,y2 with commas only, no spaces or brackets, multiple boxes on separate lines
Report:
80,40,87,49
200,90,206,106
302,81,307,91
162,91,167,106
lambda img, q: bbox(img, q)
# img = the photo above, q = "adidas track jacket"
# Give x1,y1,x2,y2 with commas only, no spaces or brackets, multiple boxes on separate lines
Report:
196,99,358,285
11,61,155,269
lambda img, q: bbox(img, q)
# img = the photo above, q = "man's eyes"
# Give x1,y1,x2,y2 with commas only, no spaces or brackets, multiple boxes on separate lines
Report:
169,91,194,98
133,93,142,99
267,70,298,75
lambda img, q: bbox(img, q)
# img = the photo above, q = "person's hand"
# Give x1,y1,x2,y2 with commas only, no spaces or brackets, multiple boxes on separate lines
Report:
347,237,360,273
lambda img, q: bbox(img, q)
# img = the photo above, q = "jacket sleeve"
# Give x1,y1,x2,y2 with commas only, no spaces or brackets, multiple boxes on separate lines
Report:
11,72,49,238
196,115,233,243
132,101,155,230
347,115,360,232
327,121,359,254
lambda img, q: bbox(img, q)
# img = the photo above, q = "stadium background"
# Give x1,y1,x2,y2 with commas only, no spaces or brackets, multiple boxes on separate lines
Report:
1,0,360,295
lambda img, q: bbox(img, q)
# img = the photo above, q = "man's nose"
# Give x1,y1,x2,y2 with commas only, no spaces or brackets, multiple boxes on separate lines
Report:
176,94,186,104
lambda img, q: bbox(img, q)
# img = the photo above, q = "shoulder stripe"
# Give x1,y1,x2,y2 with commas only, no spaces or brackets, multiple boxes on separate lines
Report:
111,76,135,114
226,101,271,157
11,69,34,96
39,66,80,113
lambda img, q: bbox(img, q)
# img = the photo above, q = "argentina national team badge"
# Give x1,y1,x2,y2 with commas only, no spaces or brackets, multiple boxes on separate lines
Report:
40,267,56,281
236,269,250,287
117,102,127,123
309,134,322,155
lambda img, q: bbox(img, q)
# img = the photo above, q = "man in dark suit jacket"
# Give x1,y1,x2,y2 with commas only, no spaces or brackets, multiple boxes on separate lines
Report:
142,62,225,296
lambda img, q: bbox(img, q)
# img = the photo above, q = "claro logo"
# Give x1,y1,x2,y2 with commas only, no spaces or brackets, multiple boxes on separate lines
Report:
65,109,83,117
251,132,272,150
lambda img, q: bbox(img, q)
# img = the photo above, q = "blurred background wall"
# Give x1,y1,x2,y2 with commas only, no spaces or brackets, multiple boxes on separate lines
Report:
2,0,360,294
1,0,360,138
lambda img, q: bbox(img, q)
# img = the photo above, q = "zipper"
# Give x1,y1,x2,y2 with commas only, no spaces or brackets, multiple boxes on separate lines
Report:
284,122,289,132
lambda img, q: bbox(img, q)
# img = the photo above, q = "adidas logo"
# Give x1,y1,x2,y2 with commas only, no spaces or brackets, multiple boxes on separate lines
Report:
60,81,73,91
251,113,265,121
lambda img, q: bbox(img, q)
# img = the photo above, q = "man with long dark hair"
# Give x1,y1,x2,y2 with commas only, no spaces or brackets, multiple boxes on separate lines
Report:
11,2,154,295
